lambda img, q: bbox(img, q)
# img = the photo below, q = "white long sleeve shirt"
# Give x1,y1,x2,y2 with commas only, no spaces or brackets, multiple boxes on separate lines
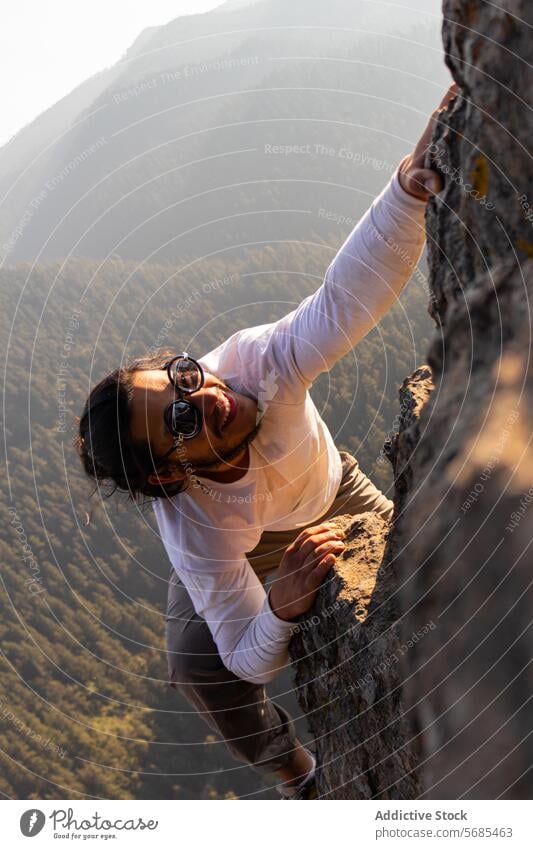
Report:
153,168,427,684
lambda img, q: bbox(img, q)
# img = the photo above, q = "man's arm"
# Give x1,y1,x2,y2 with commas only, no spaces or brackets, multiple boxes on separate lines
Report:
277,168,428,386
175,523,345,684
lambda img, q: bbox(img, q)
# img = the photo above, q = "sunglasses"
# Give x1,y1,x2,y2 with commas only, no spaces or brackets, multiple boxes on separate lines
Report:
156,353,205,466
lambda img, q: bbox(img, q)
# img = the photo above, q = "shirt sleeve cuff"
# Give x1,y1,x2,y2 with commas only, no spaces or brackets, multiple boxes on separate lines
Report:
263,589,298,639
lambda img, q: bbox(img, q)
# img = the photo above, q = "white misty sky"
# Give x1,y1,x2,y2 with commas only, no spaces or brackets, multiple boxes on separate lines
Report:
0,0,223,148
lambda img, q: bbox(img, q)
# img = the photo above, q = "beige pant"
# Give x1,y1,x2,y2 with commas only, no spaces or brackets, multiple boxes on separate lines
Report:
165,450,393,775
246,450,393,584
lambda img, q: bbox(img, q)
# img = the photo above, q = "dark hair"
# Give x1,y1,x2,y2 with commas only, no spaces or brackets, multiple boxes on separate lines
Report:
75,349,187,503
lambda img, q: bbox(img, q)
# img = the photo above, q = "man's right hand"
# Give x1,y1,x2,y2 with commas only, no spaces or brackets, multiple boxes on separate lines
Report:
397,82,460,200
268,522,346,622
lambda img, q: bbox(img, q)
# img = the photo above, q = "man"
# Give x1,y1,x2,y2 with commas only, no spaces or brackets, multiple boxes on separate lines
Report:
77,84,458,799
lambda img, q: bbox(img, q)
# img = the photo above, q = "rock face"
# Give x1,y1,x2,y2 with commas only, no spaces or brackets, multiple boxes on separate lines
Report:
289,0,533,799
289,512,422,800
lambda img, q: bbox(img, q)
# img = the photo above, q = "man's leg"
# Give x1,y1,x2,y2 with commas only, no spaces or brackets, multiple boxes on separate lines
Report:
165,565,311,784
321,450,394,522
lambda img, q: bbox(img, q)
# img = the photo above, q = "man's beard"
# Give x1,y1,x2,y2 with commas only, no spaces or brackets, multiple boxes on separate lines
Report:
185,421,262,473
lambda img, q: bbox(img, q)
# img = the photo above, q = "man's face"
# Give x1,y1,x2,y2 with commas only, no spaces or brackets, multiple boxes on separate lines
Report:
129,367,259,482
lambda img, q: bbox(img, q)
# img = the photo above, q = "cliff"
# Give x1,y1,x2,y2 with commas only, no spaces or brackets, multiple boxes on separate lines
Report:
289,0,533,799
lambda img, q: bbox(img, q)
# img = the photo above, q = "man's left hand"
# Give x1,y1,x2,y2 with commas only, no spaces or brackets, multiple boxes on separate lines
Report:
398,82,460,201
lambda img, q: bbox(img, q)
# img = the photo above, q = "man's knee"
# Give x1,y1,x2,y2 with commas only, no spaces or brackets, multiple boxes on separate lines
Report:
165,616,224,689
166,646,193,689
165,616,201,687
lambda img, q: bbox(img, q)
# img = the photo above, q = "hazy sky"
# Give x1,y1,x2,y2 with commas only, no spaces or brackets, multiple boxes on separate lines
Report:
1,0,443,150
0,0,223,148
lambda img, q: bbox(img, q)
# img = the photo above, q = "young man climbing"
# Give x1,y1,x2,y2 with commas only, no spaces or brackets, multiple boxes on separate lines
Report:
77,84,458,799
